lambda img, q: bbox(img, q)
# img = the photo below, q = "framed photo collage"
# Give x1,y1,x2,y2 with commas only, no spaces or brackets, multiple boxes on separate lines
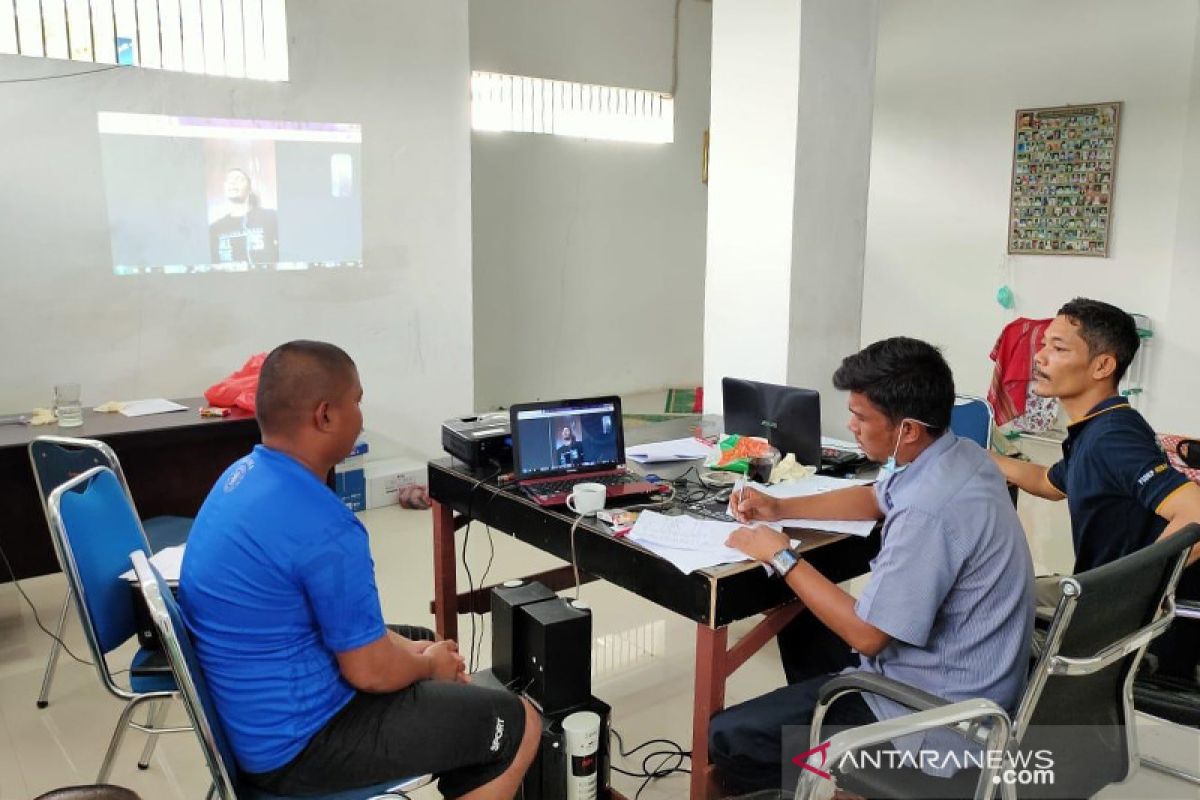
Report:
1008,102,1121,256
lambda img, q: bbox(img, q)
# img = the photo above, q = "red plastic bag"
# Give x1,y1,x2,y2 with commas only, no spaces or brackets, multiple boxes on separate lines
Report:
204,353,266,413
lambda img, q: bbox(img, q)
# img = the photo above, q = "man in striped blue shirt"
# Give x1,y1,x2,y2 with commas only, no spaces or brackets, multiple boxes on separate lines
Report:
710,337,1035,794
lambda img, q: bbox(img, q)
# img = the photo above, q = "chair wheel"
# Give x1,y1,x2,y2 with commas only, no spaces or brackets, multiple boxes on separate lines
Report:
36,701,48,709
138,763,150,770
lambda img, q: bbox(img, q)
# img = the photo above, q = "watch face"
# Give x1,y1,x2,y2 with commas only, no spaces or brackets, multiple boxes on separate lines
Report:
772,549,798,575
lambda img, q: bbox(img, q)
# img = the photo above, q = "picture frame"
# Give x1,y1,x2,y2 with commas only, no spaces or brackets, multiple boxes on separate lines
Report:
1007,101,1121,257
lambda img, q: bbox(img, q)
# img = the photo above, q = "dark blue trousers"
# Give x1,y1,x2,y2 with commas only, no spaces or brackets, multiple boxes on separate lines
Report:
709,611,876,795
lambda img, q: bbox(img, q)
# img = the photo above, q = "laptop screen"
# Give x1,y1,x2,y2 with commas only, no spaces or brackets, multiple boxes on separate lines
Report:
511,397,623,480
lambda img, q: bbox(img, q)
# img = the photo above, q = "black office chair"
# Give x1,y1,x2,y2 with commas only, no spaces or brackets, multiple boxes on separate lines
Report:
1133,585,1200,786
793,523,1200,800
29,435,193,709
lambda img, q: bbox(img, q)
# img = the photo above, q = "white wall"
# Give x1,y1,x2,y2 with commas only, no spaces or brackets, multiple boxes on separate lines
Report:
703,0,802,405
862,0,1198,430
786,0,877,433
0,0,473,457
704,0,876,436
1160,11,1200,435
471,0,711,410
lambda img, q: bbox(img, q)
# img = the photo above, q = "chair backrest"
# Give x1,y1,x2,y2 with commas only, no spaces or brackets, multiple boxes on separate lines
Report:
131,550,241,800
949,394,993,449
29,436,132,505
46,466,152,694
1015,524,1200,795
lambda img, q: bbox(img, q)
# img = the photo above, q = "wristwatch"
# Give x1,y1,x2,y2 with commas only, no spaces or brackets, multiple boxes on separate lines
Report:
769,547,801,578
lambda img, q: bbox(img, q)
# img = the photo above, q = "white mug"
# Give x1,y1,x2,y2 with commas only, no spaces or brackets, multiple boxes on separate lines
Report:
566,482,606,515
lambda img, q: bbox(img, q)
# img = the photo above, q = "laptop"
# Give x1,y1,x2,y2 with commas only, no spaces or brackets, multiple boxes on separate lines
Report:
509,396,659,506
721,378,822,467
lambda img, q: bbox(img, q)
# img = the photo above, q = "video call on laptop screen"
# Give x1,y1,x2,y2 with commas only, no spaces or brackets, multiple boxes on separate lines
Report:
514,401,620,477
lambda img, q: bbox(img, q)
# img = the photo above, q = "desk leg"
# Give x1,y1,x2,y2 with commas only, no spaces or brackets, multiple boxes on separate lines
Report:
692,624,728,800
432,500,458,642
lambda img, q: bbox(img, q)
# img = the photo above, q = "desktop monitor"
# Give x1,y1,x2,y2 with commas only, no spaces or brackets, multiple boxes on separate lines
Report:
721,378,821,467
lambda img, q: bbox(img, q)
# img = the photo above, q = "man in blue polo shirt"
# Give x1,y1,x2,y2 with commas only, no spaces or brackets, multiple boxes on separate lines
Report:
180,341,540,799
993,298,1200,677
711,338,1034,794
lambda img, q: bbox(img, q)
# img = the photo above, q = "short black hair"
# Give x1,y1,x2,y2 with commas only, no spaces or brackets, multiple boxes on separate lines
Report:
832,337,955,435
1057,297,1140,385
256,340,357,435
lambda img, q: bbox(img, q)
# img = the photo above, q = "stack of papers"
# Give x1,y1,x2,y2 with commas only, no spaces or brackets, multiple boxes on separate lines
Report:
120,544,186,582
731,475,878,537
628,511,751,573
626,437,713,464
120,399,189,417
627,511,790,574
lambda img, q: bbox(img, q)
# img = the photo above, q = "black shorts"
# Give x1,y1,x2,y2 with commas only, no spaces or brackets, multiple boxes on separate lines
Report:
246,628,527,798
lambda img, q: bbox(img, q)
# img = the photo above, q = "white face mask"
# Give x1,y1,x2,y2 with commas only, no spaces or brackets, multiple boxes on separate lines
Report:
880,418,934,476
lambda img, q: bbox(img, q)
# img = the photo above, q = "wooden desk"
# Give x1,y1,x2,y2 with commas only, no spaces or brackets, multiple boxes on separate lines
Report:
0,398,260,581
427,418,879,799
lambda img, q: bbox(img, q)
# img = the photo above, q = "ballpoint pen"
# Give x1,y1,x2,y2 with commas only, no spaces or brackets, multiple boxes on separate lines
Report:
731,474,747,520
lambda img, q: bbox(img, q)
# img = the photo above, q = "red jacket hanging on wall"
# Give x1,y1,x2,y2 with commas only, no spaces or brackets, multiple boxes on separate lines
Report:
988,317,1052,426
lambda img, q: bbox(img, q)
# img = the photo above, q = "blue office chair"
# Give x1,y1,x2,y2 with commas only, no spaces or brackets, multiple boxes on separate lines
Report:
129,551,430,800
949,394,994,450
30,435,193,709
46,466,188,783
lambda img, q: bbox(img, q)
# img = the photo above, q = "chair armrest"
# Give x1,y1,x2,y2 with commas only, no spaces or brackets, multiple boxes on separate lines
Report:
1176,600,1200,621
818,673,952,714
794,699,1012,800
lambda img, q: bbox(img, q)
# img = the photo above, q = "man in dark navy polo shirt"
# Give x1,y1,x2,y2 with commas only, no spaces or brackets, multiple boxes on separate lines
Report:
993,298,1200,678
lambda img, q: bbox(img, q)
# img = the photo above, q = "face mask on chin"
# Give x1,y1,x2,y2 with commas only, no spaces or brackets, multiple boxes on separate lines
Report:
880,418,934,476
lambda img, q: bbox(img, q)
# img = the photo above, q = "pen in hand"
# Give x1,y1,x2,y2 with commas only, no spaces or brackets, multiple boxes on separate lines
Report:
731,475,746,522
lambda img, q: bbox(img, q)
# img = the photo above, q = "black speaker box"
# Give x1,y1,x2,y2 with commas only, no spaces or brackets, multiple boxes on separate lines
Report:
519,597,592,716
491,580,557,684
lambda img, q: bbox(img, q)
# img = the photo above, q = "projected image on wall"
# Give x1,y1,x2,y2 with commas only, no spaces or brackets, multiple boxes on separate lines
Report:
98,113,362,275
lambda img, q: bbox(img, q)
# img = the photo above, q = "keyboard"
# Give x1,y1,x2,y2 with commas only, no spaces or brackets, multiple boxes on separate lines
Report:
685,500,737,523
525,473,641,497
821,447,866,467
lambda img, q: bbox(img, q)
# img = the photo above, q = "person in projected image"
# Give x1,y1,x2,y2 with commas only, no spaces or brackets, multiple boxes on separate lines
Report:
554,424,585,468
209,167,280,266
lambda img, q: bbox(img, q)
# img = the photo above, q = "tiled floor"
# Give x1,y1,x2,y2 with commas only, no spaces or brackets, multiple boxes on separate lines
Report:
2,492,1197,798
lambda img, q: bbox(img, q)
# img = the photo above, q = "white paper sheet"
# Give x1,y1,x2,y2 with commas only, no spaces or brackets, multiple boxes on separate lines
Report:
729,476,878,537
629,511,748,555
119,398,189,417
626,511,795,574
821,435,865,455
121,544,186,582
626,437,714,463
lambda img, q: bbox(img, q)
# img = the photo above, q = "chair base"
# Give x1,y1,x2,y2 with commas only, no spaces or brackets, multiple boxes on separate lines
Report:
1141,756,1200,786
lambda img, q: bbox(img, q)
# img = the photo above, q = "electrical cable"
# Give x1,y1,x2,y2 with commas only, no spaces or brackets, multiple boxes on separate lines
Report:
0,537,94,666
473,521,497,671
569,512,586,600
610,727,691,800
0,65,120,84
461,462,502,673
